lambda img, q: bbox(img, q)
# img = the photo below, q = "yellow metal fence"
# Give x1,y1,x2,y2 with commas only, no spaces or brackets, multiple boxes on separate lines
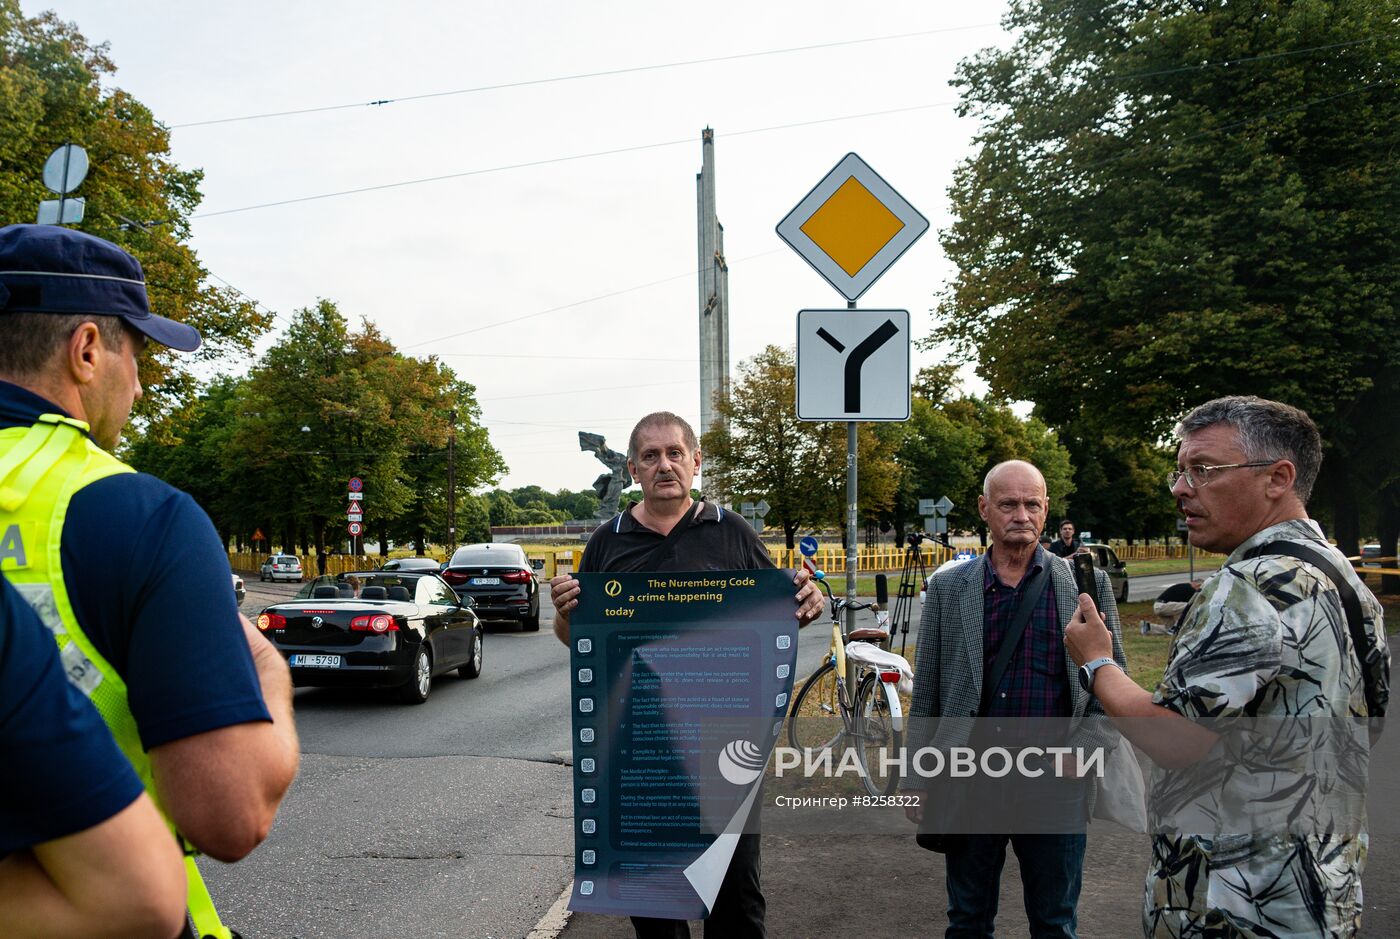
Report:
233,544,1397,582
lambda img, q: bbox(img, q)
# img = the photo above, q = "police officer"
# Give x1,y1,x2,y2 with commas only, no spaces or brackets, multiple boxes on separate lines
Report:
0,224,299,939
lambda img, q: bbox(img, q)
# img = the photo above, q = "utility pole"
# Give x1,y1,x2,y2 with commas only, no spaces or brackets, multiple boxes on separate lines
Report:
696,127,729,498
447,408,457,549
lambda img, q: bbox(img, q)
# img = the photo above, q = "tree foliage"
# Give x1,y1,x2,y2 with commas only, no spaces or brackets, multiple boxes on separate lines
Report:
130,300,504,553
0,1,271,415
932,0,1400,552
697,346,1071,547
700,346,897,547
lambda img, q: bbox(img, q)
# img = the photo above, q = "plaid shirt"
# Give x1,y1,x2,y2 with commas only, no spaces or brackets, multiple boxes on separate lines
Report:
982,547,1070,719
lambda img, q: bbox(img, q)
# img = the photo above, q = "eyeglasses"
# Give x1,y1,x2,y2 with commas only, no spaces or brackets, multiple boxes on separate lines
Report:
1167,461,1277,490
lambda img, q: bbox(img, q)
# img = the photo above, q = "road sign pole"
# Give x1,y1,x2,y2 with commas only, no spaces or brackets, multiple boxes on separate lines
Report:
56,143,70,228
845,299,858,637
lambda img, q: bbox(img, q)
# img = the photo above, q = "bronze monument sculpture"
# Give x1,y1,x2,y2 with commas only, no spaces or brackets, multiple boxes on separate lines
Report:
579,431,631,519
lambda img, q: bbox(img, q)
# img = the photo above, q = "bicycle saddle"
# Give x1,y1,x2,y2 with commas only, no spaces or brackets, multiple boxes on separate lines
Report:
846,627,888,642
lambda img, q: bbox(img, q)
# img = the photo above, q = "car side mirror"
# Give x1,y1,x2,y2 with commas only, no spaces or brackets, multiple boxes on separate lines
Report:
459,594,475,609
530,558,545,572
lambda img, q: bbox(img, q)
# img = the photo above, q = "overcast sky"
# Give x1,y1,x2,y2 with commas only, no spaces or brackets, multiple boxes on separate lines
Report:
22,1,1014,493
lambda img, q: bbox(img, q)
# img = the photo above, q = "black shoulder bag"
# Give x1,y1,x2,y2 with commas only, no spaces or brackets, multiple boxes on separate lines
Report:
1241,540,1388,722
637,500,702,574
917,560,1053,852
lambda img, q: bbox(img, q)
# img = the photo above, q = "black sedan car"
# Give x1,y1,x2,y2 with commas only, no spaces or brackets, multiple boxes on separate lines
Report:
381,556,444,573
441,543,540,631
257,571,482,704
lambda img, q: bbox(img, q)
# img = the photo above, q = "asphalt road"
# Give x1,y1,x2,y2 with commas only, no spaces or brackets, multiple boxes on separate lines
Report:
209,574,832,939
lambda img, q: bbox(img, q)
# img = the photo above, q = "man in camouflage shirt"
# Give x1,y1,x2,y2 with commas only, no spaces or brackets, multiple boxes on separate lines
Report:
1065,396,1388,938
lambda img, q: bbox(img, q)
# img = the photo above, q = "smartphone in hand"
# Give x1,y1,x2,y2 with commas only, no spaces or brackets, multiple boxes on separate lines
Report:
1073,552,1098,614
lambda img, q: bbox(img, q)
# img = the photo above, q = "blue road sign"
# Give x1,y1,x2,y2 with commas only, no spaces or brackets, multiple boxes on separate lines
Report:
955,549,977,561
799,536,819,557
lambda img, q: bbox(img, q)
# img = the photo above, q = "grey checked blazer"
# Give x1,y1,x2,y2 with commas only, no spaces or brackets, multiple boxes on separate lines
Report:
907,550,1128,763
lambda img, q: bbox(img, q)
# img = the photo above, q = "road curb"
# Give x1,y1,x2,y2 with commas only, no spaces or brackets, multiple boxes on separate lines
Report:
524,882,572,939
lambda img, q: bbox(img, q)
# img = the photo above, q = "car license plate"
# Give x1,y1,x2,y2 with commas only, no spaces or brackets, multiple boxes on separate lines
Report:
470,577,501,586
290,654,341,668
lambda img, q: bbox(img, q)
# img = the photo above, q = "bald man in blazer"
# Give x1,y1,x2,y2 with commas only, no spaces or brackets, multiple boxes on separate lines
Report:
904,461,1127,939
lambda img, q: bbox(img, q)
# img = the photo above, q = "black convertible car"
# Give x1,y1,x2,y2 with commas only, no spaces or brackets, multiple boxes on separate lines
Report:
257,571,482,704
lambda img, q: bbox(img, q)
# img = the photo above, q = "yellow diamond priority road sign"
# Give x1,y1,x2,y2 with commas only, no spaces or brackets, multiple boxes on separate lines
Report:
776,153,928,302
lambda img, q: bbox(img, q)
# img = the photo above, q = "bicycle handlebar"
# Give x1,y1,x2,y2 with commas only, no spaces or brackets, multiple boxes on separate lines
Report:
812,571,882,616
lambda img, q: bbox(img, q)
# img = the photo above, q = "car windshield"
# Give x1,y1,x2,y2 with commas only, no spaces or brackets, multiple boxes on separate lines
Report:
293,571,431,600
452,548,521,567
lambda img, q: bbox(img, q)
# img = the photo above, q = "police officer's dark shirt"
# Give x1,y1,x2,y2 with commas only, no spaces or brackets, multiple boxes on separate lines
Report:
0,576,145,855
0,381,268,752
578,501,773,573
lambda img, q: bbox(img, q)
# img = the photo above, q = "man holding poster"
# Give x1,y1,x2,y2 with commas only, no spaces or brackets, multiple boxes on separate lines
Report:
551,411,822,939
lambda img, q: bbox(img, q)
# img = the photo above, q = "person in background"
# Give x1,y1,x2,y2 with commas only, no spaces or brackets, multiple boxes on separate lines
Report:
1047,519,1083,558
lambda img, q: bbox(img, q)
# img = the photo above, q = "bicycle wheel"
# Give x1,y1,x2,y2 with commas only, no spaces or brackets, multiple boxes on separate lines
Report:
786,660,843,756
853,673,904,796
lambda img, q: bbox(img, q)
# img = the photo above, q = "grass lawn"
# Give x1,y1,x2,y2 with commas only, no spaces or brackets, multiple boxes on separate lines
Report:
1121,557,1223,577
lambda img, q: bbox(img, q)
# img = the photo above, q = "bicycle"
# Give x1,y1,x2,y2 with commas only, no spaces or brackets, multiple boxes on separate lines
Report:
786,571,909,796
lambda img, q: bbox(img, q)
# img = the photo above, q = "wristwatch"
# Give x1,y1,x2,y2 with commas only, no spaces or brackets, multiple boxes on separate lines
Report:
1078,656,1119,693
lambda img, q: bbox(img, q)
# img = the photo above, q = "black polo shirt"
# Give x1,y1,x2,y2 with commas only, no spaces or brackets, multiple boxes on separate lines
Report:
578,501,774,573
1047,537,1082,558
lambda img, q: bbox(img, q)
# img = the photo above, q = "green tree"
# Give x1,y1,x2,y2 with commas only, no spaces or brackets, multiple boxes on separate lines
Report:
885,397,983,543
932,0,1400,553
488,491,520,526
935,396,1075,545
133,300,504,553
0,2,271,416
457,494,492,545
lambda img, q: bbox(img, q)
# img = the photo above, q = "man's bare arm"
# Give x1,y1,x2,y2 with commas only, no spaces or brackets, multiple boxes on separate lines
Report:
149,614,299,862
1064,594,1217,769
0,793,187,939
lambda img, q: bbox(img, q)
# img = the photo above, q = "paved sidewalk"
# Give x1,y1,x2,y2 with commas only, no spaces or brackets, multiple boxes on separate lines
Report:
556,825,1400,937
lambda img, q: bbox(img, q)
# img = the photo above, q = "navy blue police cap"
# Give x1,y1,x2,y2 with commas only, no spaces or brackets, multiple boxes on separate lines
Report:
0,224,201,352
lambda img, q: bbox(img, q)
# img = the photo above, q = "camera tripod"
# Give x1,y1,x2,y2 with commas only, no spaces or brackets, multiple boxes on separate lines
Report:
893,533,931,657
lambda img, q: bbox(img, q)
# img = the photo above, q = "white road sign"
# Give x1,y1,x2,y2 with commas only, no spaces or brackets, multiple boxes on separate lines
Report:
36,197,85,225
776,152,929,302
796,309,910,421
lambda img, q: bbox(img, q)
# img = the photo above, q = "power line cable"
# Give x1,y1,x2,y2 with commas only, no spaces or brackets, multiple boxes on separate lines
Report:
1106,35,1390,83
191,103,957,220
403,248,782,348
170,24,1001,129
435,351,695,362
480,378,694,403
